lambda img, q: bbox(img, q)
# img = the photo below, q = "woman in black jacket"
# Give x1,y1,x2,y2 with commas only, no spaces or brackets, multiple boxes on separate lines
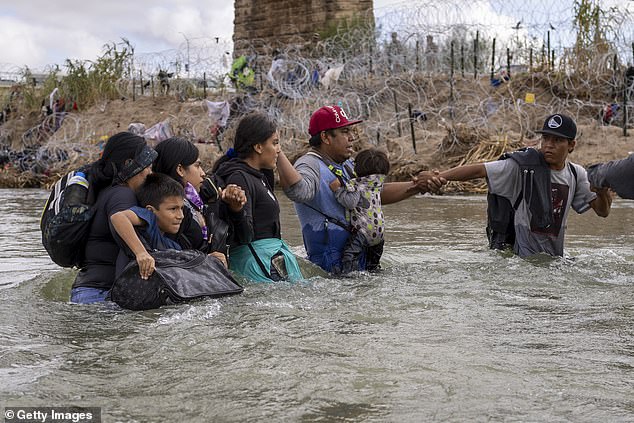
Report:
212,112,303,282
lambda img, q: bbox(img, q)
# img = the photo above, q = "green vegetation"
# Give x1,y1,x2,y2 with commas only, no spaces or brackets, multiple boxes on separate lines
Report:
13,39,134,116
62,39,134,106
572,0,616,68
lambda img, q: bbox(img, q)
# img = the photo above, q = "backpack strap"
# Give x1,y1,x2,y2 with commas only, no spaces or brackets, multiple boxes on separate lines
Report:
300,201,356,233
301,151,356,234
303,151,357,233
568,162,578,180
306,150,356,184
247,243,272,280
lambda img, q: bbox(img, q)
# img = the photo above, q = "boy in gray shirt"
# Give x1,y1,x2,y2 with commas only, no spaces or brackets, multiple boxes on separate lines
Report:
439,113,612,258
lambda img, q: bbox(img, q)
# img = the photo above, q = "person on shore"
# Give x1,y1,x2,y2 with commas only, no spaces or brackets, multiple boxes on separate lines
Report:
213,112,303,282
438,113,612,258
110,173,185,279
587,154,634,200
70,132,157,304
329,148,390,274
152,137,247,267
277,105,444,273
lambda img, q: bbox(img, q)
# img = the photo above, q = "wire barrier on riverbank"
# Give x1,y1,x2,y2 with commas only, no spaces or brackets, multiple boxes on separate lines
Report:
0,0,633,186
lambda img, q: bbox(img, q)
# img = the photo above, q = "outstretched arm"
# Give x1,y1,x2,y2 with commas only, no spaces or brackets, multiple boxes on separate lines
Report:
439,164,487,181
110,210,154,279
380,181,419,204
380,170,447,204
587,155,634,199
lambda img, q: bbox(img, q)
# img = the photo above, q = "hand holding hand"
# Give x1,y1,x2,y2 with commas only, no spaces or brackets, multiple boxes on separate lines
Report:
413,170,446,194
221,184,247,212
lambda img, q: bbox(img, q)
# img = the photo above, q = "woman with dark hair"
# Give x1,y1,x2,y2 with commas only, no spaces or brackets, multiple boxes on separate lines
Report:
213,112,303,282
70,132,157,304
153,137,247,266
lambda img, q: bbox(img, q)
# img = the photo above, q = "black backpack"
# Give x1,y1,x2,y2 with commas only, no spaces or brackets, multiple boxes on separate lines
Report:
486,190,521,250
110,249,244,310
486,150,577,250
40,165,96,267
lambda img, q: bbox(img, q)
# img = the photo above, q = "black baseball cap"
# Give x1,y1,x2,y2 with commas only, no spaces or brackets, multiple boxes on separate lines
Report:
535,113,577,140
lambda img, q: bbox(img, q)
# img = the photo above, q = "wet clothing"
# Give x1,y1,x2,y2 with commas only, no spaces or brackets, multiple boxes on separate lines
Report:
587,154,634,199
70,287,110,304
340,234,384,273
216,159,280,243
215,159,302,282
334,174,386,273
284,151,363,272
500,149,554,230
229,238,303,282
485,156,596,257
71,185,137,295
486,148,554,250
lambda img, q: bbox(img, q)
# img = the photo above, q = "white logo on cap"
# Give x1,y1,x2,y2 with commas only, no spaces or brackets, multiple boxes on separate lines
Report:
327,106,341,123
548,115,563,129
339,108,349,119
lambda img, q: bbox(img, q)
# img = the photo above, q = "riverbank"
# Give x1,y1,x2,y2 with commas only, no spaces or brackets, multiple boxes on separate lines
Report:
1,77,632,190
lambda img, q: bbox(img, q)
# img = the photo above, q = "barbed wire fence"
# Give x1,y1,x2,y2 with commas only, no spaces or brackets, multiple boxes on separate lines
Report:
1,0,633,185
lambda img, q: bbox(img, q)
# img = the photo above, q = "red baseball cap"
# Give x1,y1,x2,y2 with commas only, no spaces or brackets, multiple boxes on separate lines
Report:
308,105,362,136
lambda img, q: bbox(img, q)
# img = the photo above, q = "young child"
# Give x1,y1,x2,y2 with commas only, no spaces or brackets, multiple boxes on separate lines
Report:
111,173,185,279
329,148,390,273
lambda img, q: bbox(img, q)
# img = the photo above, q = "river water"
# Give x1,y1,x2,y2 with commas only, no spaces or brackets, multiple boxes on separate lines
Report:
1,188,633,422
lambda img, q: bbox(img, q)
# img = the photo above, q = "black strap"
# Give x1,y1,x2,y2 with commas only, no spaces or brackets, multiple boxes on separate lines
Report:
247,243,272,279
568,162,578,180
300,201,355,233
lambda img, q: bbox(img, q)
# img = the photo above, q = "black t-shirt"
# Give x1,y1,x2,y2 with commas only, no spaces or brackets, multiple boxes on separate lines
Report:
72,185,138,290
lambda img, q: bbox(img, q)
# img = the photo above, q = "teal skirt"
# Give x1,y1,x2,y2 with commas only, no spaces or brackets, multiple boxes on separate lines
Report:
229,238,303,283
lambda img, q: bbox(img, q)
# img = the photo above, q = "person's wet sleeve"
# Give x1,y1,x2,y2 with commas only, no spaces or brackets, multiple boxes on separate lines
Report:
587,154,634,199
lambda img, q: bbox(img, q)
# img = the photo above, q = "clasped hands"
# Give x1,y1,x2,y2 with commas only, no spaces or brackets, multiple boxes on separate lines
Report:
412,170,447,194
220,184,247,212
